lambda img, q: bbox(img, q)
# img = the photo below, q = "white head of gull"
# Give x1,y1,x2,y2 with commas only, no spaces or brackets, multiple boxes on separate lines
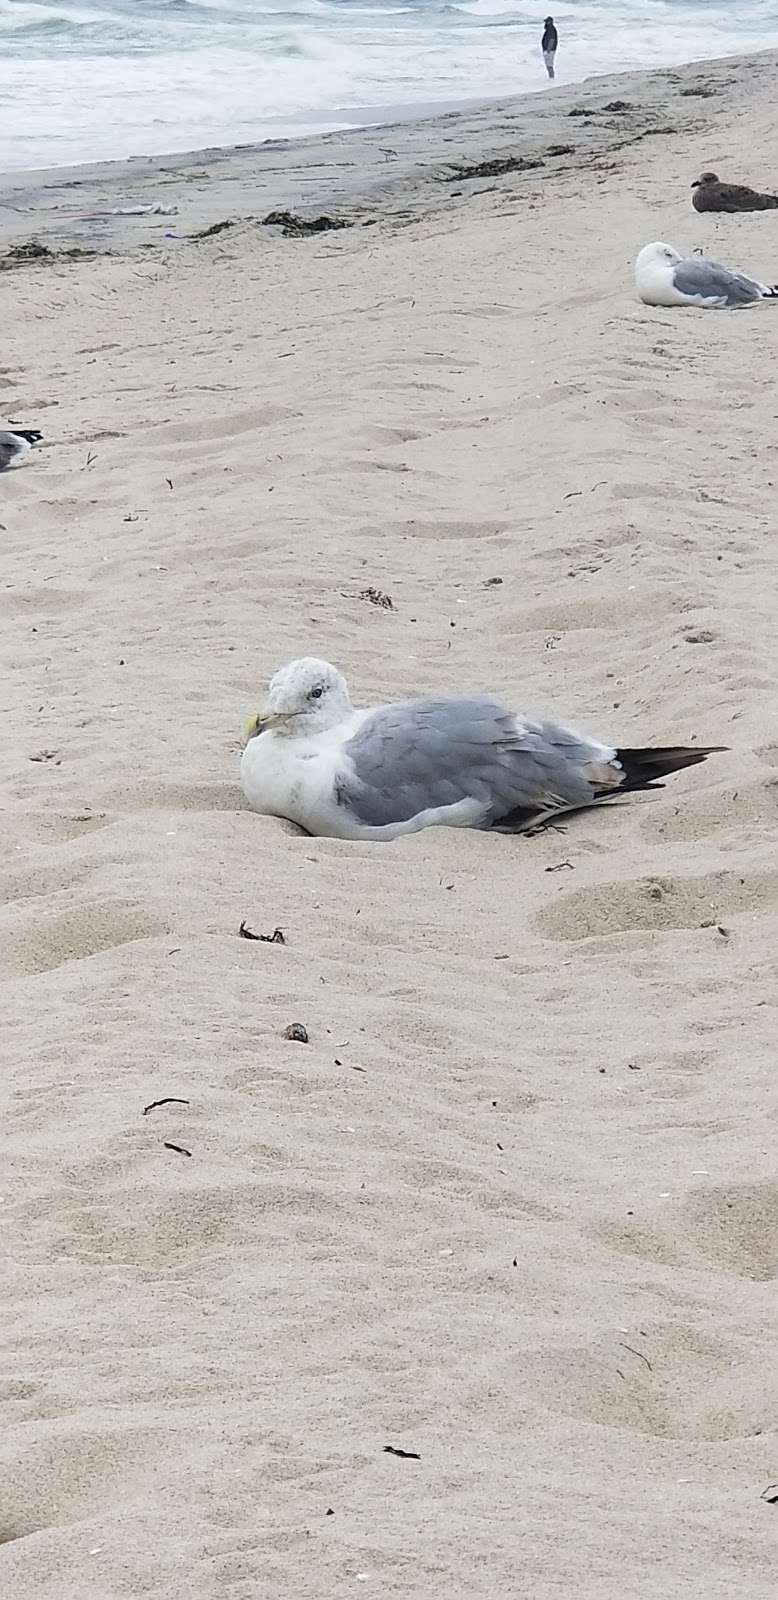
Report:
256,657,353,737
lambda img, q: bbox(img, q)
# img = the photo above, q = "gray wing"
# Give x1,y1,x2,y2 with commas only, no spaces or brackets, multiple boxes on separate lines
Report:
674,257,764,306
339,697,604,829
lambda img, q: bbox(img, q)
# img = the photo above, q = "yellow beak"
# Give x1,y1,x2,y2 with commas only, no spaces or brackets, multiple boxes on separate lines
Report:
244,709,287,741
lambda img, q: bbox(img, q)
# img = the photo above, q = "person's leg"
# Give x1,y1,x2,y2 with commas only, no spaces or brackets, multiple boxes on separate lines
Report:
543,48,555,79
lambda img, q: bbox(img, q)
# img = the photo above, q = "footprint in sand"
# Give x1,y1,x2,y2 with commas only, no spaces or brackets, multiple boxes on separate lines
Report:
0,898,170,976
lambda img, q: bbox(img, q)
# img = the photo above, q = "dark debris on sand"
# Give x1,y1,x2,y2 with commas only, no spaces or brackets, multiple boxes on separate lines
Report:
143,1097,191,1116
239,920,286,943
192,219,236,240
1,239,100,270
445,154,543,182
262,211,353,238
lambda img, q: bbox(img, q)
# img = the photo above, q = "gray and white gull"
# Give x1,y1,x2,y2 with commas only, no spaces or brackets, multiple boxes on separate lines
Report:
0,426,42,471
240,657,722,841
635,241,778,309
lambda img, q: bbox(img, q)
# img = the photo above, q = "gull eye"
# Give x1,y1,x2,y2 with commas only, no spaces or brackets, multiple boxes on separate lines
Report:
309,684,324,701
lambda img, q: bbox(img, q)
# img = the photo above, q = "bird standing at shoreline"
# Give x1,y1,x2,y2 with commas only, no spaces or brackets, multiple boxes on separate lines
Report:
240,657,722,841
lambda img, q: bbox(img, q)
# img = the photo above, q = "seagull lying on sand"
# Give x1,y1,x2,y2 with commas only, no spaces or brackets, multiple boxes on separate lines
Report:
635,241,778,309
0,427,42,471
692,171,778,213
240,657,723,841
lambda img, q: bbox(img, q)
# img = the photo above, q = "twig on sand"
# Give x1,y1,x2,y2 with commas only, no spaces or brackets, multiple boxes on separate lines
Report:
239,920,286,943
143,1097,190,1116
618,1342,653,1372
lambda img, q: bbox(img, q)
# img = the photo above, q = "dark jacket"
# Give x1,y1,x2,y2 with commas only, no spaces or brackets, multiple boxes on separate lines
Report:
542,22,558,51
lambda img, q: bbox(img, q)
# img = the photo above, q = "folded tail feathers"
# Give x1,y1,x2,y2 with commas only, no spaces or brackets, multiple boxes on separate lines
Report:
612,744,726,795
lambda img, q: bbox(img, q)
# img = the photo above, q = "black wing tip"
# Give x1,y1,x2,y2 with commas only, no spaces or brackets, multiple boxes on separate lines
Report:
492,746,727,834
614,744,727,792
7,426,43,444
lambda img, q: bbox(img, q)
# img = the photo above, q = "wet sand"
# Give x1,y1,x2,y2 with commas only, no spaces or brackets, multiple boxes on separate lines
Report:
0,50,773,255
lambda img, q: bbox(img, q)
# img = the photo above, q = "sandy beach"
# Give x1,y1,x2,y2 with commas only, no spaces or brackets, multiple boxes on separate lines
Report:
2,49,778,1598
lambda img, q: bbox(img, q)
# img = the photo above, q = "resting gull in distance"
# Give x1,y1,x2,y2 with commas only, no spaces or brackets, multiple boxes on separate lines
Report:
240,657,723,841
0,427,42,471
635,241,778,309
692,171,778,213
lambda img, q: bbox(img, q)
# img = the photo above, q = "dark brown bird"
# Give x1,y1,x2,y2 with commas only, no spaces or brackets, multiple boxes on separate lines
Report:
692,171,778,213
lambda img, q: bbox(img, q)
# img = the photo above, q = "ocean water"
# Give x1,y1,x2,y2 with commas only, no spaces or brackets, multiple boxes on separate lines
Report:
1,0,777,172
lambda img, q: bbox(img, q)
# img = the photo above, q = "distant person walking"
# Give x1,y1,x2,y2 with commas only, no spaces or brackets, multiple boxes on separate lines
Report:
541,16,558,80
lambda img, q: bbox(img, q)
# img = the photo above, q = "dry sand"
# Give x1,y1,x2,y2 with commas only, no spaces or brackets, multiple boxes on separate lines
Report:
2,50,778,1600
